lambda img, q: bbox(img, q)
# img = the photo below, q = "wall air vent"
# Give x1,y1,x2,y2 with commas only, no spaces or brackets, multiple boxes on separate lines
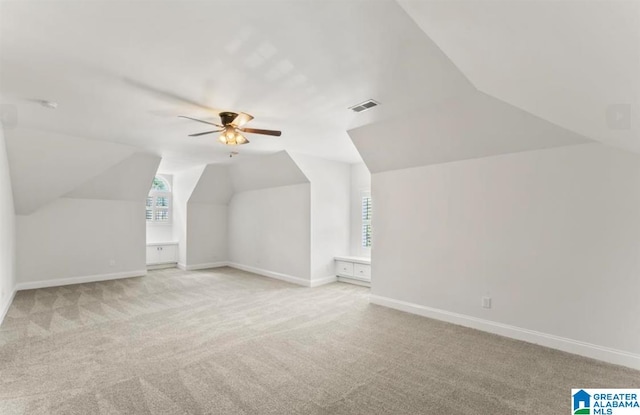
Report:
349,99,379,113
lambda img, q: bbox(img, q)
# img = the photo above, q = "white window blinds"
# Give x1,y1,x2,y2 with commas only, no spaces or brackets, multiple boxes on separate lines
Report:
362,196,372,248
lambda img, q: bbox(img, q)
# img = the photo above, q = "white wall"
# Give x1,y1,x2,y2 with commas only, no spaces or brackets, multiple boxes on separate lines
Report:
177,152,350,281
180,165,232,267
292,154,350,281
0,125,16,320
371,143,640,359
17,198,146,285
186,203,227,266
146,224,174,243
13,151,158,287
227,151,312,282
189,165,232,204
229,184,311,281
350,163,371,257
172,166,205,266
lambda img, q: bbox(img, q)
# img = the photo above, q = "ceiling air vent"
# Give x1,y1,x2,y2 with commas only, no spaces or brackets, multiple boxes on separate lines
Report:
349,99,379,113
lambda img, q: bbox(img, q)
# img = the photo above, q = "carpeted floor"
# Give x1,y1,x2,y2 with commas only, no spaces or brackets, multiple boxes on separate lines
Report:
0,267,638,414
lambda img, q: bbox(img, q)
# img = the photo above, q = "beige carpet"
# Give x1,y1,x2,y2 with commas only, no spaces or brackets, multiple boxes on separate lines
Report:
0,267,638,414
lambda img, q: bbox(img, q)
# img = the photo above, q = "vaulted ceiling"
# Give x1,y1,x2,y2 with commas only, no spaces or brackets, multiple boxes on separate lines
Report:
398,0,640,153
1,0,638,200
0,0,469,170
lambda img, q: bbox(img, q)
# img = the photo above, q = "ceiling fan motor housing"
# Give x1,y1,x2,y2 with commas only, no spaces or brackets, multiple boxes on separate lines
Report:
219,111,238,126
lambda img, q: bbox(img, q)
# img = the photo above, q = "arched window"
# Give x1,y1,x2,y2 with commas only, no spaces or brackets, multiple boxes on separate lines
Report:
147,176,172,223
151,177,170,192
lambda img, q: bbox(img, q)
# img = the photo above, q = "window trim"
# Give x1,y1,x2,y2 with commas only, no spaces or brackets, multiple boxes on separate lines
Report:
147,176,172,225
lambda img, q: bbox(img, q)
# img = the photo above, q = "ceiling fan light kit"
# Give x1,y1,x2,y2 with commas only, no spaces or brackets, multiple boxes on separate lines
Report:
218,125,249,145
179,111,280,146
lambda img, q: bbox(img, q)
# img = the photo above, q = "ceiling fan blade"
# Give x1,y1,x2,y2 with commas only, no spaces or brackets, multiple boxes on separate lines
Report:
236,132,249,144
179,115,223,128
232,112,254,127
189,130,222,137
239,127,281,137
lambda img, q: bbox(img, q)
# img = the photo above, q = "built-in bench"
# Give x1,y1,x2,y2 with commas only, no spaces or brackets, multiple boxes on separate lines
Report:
334,256,371,287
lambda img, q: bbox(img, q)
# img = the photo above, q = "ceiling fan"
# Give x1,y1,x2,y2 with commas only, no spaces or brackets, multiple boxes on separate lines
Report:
179,111,281,146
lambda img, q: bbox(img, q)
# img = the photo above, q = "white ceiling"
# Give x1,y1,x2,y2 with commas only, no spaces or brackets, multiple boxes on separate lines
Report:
5,128,136,214
0,0,470,171
1,0,638,178
398,0,640,152
349,91,592,173
189,164,232,205
229,151,308,193
65,153,161,202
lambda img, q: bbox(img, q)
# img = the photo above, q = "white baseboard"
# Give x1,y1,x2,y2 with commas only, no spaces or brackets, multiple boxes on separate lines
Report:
185,262,335,288
178,261,229,271
0,289,17,326
146,263,177,271
310,275,337,287
370,294,640,371
337,276,371,287
15,269,148,291
227,262,311,287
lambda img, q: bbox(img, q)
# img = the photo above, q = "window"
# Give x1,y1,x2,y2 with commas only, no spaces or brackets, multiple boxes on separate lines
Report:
147,176,171,224
156,196,169,207
151,177,169,192
155,210,169,221
362,194,372,248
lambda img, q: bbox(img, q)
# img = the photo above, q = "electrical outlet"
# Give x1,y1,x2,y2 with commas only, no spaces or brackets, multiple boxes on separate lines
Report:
482,297,492,309
109,259,115,267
